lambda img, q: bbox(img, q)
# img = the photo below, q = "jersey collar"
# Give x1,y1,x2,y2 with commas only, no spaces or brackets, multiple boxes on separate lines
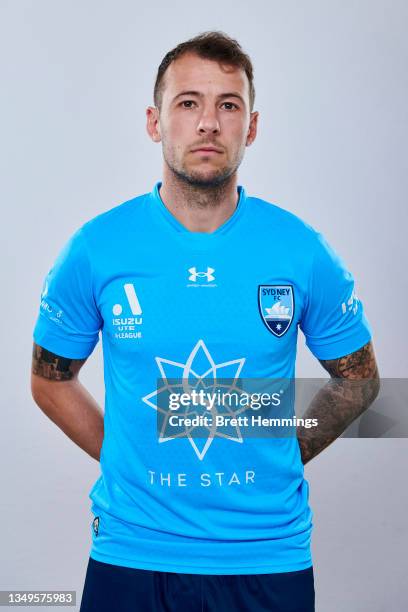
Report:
149,181,247,239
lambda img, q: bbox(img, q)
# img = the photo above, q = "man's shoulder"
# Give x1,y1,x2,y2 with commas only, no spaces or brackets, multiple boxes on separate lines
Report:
80,191,151,237
246,192,319,240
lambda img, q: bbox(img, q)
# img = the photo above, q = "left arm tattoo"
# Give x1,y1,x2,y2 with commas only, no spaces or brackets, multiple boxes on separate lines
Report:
297,341,380,465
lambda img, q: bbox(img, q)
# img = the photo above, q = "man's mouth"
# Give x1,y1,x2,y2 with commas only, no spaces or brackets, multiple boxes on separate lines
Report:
191,146,223,154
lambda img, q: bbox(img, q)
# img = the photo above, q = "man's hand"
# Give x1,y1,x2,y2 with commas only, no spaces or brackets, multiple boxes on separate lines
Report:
31,343,104,461
297,341,380,465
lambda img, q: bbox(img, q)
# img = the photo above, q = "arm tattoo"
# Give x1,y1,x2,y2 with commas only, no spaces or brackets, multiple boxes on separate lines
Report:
318,341,379,380
32,343,86,381
297,341,380,465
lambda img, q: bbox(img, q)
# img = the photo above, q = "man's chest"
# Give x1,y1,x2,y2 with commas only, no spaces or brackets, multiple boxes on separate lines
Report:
93,242,309,372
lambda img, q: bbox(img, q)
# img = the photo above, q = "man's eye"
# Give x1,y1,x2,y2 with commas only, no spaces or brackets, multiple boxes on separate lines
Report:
181,100,196,108
222,102,238,110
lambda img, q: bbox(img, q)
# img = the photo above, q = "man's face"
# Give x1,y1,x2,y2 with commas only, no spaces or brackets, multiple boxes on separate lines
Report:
147,53,258,188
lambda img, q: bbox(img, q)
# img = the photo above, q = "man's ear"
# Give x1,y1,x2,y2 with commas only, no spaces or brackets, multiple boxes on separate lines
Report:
146,106,161,143
246,111,259,147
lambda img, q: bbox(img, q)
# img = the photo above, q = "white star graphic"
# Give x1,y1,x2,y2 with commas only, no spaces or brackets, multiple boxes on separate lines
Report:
276,323,282,330
142,339,247,460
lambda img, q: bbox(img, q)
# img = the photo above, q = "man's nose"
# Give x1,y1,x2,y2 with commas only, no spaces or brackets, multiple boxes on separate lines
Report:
196,107,220,135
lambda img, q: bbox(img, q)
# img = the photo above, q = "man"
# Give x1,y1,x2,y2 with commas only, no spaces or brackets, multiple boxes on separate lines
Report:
31,31,380,612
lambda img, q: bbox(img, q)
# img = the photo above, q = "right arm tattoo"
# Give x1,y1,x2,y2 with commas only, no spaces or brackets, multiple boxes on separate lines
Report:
32,343,86,380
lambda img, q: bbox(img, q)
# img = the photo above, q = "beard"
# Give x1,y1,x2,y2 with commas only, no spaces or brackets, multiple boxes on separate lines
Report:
168,162,235,189
163,143,244,191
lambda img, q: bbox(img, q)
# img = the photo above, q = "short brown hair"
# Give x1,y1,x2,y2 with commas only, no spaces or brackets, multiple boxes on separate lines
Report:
153,31,255,111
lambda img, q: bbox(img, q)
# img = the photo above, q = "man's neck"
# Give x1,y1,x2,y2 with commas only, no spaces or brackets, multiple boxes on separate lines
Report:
158,167,239,233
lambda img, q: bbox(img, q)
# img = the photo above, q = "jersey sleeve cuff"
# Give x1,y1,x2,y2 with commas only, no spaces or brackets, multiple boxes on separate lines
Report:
304,326,373,361
33,324,99,360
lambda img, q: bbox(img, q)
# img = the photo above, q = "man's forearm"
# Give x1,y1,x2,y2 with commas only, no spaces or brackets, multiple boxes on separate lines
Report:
296,376,380,464
297,341,380,465
31,376,104,461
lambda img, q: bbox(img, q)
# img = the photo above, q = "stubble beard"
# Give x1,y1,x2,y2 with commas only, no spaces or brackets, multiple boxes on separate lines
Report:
169,160,235,189
163,143,244,200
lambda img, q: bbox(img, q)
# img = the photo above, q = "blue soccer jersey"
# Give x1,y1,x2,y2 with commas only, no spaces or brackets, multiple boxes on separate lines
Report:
33,182,372,574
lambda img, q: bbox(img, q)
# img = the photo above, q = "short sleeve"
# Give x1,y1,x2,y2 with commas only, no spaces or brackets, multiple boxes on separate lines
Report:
33,226,102,359
299,231,373,360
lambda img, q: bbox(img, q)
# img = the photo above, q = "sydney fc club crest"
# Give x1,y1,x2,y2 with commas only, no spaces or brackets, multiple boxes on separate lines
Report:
258,285,294,337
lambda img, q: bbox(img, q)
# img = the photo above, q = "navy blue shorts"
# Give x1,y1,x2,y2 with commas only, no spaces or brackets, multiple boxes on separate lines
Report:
79,557,315,611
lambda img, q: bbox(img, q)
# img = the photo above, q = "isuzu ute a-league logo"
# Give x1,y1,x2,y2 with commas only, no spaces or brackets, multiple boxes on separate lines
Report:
258,285,294,337
112,283,143,339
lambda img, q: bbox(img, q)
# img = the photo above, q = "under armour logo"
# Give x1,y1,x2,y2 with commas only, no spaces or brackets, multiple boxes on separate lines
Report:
188,267,215,282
